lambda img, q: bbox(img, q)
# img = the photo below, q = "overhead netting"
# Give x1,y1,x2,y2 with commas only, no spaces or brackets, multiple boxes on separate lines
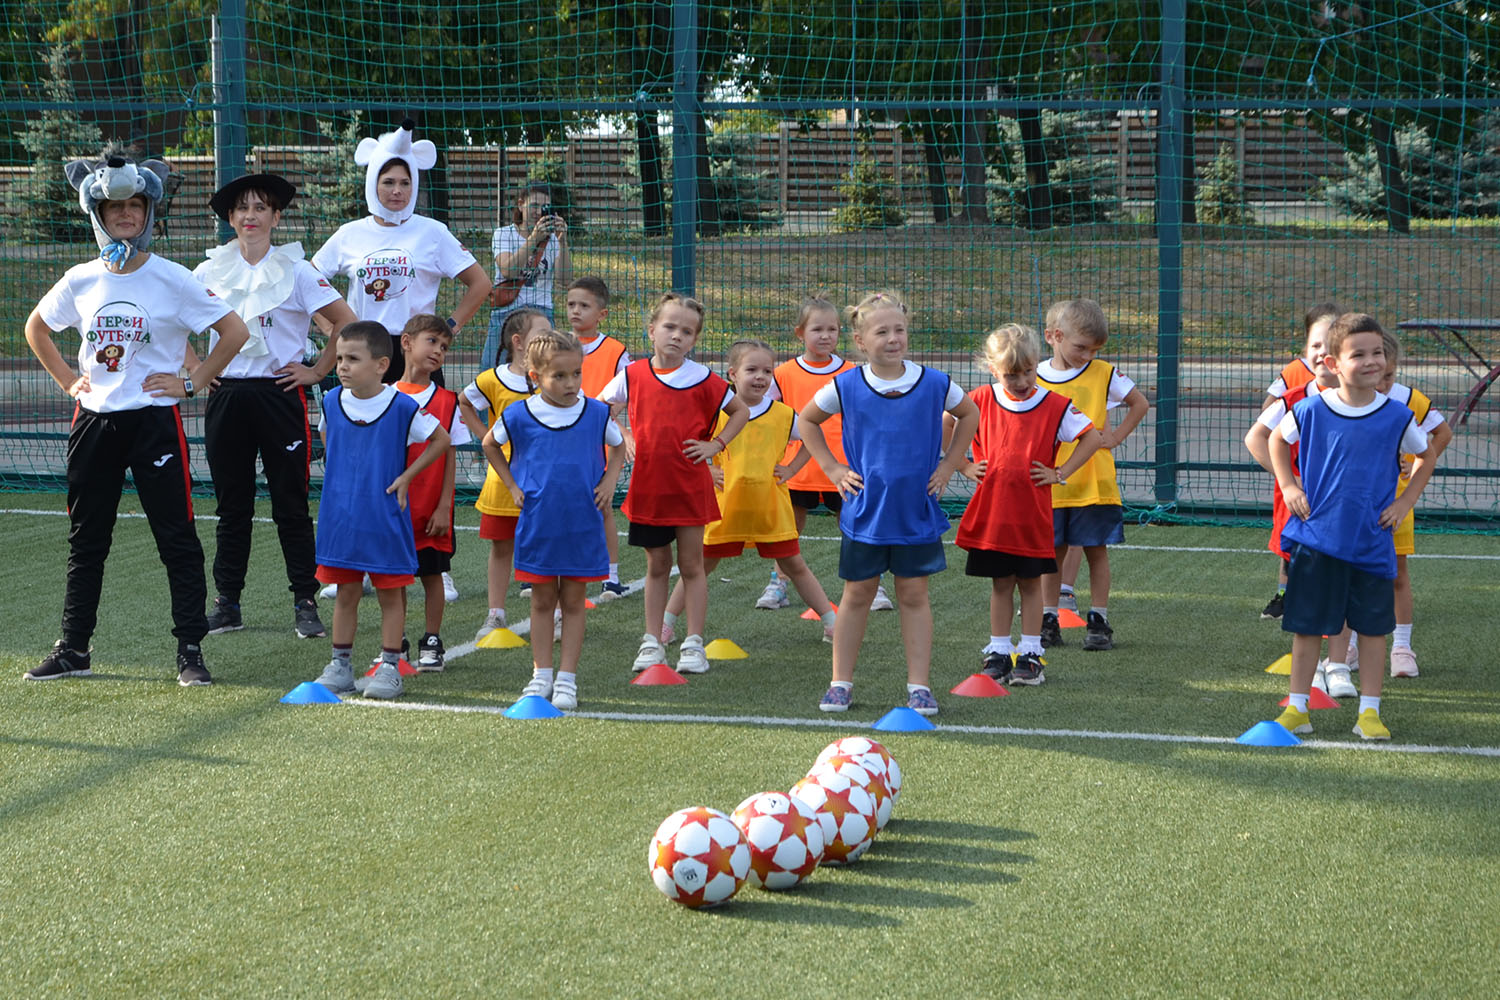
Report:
1,2,1496,525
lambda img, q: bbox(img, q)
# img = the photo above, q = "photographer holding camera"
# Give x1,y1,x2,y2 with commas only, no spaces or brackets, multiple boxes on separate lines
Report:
481,182,571,369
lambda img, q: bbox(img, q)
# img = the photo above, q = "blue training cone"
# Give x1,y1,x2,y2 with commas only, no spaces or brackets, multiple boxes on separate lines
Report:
872,706,937,732
1236,720,1301,746
280,681,343,704
504,694,565,719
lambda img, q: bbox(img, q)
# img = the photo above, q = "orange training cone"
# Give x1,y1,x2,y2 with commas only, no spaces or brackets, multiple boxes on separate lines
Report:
800,603,837,620
1057,608,1087,629
631,662,688,686
364,658,419,678
950,673,1010,697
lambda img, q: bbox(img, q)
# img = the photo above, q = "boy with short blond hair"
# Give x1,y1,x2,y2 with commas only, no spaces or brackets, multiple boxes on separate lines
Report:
567,276,631,599
1037,298,1149,652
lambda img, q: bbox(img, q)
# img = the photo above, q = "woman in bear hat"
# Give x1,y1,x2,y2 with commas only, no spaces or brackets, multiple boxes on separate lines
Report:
22,150,250,686
311,118,490,384
187,173,359,641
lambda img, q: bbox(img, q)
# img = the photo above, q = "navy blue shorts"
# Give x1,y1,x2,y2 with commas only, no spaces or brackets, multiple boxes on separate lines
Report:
1053,505,1125,547
839,538,946,581
1281,542,1395,638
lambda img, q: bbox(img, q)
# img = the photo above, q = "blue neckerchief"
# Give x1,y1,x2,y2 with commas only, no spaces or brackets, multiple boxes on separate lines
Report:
99,240,134,267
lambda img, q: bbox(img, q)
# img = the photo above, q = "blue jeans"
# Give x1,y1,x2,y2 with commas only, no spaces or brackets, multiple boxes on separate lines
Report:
481,303,554,369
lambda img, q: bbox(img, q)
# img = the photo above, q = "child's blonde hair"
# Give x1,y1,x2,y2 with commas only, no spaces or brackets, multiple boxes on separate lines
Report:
844,289,909,332
978,323,1042,373
524,327,583,374
1380,329,1401,366
647,291,706,332
497,307,549,366
1054,297,1108,344
1044,299,1070,331
725,338,775,382
794,295,839,334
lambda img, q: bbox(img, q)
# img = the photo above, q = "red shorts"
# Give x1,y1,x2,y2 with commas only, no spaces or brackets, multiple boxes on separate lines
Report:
480,513,519,540
316,565,414,589
514,569,608,584
704,538,800,560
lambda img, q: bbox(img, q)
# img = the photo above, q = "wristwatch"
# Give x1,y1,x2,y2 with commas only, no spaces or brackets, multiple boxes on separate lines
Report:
182,377,195,398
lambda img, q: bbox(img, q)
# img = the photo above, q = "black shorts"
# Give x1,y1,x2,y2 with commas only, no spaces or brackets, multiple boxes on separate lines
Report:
628,520,682,549
416,546,453,577
963,548,1057,580
789,489,843,513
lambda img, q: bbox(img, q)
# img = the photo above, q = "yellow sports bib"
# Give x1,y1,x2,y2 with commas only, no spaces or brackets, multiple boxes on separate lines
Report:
1040,359,1120,507
474,366,533,516
705,402,799,545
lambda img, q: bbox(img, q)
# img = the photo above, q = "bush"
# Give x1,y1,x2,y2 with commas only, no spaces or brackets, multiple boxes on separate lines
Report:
1196,143,1254,226
299,112,368,234
833,148,905,231
707,132,781,232
987,112,1118,227
17,45,103,243
1322,113,1500,219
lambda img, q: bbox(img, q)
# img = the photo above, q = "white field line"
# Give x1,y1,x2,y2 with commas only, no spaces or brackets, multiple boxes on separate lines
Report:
3,508,1497,560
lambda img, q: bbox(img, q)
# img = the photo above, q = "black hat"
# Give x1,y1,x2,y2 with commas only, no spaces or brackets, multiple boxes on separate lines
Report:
209,173,297,220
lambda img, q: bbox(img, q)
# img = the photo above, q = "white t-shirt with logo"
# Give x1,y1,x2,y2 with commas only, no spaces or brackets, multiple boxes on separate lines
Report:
194,251,342,379
37,255,232,413
312,215,477,332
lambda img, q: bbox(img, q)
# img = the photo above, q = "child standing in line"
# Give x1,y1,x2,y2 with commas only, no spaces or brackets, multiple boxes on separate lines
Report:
597,293,750,675
662,339,837,644
799,290,979,716
458,308,546,640
23,153,249,685
481,329,626,709
1254,302,1342,621
952,324,1103,687
566,276,631,601
1036,298,1149,653
1270,313,1434,740
395,315,470,671
311,321,449,699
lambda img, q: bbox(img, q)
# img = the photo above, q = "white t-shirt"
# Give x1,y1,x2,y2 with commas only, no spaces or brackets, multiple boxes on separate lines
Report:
1277,391,1428,455
1037,359,1137,410
597,358,737,411
491,224,561,311
194,250,341,378
1386,382,1448,435
1258,382,1330,430
489,395,625,446
462,365,532,412
988,385,1094,441
745,396,802,439
397,382,472,447
810,361,967,414
312,215,477,331
37,255,232,413
317,384,440,444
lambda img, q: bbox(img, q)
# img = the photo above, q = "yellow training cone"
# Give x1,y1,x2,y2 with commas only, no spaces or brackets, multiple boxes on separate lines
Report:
703,638,748,660
1264,653,1292,675
477,627,527,649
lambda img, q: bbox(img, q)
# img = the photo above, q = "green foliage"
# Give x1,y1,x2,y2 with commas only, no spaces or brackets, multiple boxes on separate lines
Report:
987,112,1117,227
298,112,367,233
833,148,905,231
1322,114,1500,220
1195,142,1254,226
706,132,781,232
16,44,103,243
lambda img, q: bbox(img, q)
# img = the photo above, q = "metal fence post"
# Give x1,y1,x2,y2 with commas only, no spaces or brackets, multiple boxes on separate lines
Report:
670,0,698,296
212,0,248,244
1154,0,1185,506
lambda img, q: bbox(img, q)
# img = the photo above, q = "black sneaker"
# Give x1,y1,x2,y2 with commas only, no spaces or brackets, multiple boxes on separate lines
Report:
1082,611,1114,651
417,632,445,672
293,598,326,639
597,580,628,602
1010,651,1046,686
981,650,1012,683
177,644,213,686
205,596,244,634
25,640,92,681
1260,592,1285,620
519,582,532,597
1040,612,1063,648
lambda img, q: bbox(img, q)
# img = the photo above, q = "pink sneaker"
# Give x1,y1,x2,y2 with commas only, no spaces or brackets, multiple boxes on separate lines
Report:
1389,647,1419,678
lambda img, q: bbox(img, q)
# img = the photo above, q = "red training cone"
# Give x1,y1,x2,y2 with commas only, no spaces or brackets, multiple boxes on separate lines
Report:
1280,688,1340,710
631,662,688,686
950,673,1010,697
1057,608,1087,628
584,598,596,609
364,658,419,678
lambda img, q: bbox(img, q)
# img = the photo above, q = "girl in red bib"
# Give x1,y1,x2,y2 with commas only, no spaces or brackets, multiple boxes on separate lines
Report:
597,293,749,674
952,324,1102,687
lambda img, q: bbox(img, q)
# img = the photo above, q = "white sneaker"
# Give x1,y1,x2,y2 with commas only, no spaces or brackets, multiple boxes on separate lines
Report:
1390,647,1419,678
476,611,506,641
521,673,553,700
1326,664,1358,699
553,607,563,641
1312,660,1329,694
870,585,894,611
551,675,578,710
320,577,373,600
442,571,459,603
822,612,836,644
632,634,666,673
754,581,789,610
677,635,710,674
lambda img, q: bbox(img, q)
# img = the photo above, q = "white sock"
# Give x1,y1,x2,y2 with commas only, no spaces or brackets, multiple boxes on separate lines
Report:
556,670,576,686
1018,635,1043,655
821,610,837,626
1393,624,1412,649
608,563,619,584
1289,692,1309,712
531,667,554,684
830,680,852,691
985,635,1013,654
1090,606,1108,620
1359,695,1381,714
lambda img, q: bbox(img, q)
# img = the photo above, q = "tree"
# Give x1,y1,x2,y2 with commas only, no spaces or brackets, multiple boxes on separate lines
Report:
833,147,905,231
1195,143,1253,226
18,44,104,243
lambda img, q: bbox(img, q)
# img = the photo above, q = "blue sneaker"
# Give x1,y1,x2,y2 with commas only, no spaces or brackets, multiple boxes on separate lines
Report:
597,580,628,602
907,686,939,716
818,685,851,713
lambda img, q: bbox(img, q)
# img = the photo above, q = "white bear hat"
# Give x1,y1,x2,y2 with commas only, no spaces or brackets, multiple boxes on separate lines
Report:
357,117,436,224
64,151,169,267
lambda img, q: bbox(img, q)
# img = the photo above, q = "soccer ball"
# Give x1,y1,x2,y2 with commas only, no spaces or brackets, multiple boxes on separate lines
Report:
790,766,877,865
647,806,751,908
815,736,902,803
730,791,826,890
814,752,894,833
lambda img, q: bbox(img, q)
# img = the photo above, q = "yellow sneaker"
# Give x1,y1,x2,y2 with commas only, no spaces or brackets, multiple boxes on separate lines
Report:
1274,705,1313,735
1353,708,1391,741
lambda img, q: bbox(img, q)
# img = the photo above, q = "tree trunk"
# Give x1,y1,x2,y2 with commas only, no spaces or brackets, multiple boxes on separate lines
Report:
695,119,721,236
1180,112,1197,225
1019,109,1052,230
636,111,666,236
920,114,951,223
1371,115,1411,234
955,14,989,224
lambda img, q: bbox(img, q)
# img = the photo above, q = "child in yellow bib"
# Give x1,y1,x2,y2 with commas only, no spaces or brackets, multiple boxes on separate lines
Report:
664,339,836,642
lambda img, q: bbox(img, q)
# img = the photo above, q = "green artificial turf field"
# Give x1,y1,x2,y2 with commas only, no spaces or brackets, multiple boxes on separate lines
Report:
2,495,1497,998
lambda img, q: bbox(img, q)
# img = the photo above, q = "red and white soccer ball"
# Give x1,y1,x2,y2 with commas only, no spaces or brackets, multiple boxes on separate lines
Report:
790,766,877,866
730,791,826,890
812,753,894,832
814,737,902,804
647,806,751,908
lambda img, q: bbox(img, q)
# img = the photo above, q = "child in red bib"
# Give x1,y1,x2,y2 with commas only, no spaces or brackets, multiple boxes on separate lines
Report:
597,293,749,674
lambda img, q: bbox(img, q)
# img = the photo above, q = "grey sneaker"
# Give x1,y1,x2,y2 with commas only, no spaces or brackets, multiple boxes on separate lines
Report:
205,596,244,634
476,611,506,641
362,662,404,699
1058,590,1079,614
315,658,356,694
293,598,326,639
1082,611,1114,651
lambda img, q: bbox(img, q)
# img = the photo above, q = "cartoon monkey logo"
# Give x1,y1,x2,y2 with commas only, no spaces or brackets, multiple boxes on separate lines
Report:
364,277,391,301
96,343,125,372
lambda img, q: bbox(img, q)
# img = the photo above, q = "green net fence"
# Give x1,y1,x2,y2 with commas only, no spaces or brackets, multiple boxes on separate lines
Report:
1,1,1496,526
